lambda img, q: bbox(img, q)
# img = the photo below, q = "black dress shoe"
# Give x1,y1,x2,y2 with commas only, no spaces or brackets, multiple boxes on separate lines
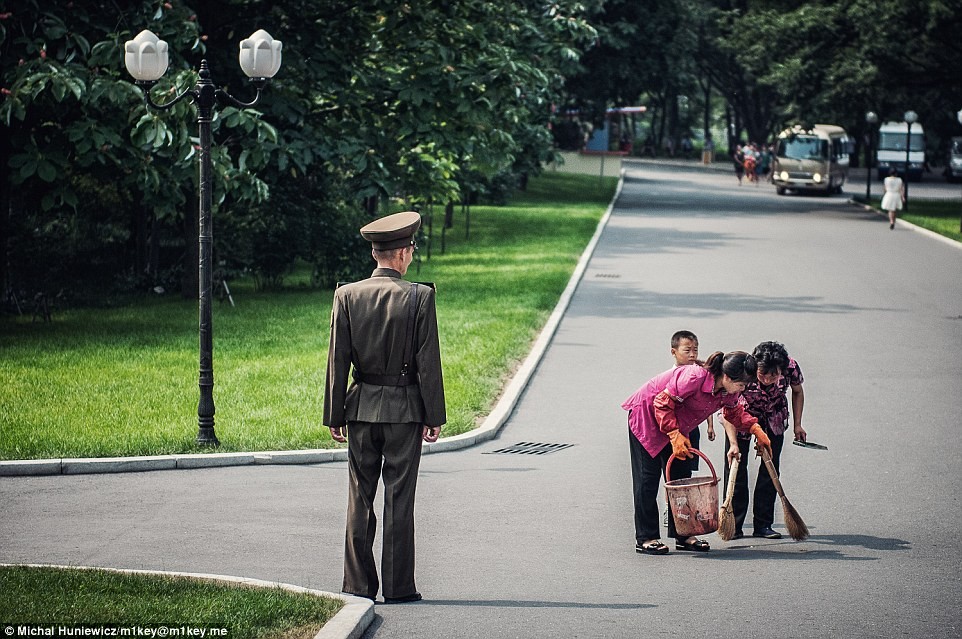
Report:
731,531,744,540
753,527,783,539
382,592,422,604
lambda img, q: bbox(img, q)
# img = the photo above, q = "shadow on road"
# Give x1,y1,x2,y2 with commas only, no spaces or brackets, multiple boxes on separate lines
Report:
806,533,912,551
569,287,891,319
707,533,910,561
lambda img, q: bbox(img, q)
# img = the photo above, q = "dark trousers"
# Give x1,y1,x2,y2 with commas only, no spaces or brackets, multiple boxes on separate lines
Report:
343,421,422,600
723,429,785,534
629,425,692,543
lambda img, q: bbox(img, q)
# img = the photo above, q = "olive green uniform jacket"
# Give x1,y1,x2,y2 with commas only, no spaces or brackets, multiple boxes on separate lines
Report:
323,268,446,428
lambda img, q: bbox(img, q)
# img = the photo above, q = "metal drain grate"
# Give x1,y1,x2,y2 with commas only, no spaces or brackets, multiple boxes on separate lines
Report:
595,273,621,278
484,441,574,456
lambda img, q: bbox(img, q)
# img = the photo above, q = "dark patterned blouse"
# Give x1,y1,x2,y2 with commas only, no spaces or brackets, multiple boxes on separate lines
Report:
738,358,804,437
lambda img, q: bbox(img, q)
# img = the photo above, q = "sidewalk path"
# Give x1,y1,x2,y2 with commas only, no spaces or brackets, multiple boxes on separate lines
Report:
2,164,960,638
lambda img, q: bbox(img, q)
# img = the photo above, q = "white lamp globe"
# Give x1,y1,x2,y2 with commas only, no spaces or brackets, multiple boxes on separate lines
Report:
239,29,282,79
124,30,169,82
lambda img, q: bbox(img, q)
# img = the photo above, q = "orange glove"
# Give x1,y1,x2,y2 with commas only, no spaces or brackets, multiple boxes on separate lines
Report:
750,424,772,458
667,429,692,459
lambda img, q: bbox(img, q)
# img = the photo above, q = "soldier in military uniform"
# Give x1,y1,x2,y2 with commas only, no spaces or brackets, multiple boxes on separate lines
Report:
323,211,446,604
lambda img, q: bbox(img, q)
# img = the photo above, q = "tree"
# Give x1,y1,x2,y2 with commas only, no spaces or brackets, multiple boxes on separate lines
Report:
1,0,598,298
0,0,277,299
706,0,962,148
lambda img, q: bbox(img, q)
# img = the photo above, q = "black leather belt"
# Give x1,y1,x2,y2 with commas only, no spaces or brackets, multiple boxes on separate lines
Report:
352,371,417,386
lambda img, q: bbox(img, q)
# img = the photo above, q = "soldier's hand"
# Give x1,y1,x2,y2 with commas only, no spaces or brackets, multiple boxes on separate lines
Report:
330,426,347,443
422,426,441,443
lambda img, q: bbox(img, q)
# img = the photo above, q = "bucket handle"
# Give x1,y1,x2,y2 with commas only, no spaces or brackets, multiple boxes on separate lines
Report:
665,448,717,484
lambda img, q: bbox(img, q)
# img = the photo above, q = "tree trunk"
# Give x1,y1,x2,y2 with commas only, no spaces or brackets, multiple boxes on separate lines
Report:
702,79,712,141
134,203,148,279
148,211,160,282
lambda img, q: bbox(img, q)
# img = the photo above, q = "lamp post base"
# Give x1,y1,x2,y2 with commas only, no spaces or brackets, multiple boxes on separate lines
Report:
196,426,220,447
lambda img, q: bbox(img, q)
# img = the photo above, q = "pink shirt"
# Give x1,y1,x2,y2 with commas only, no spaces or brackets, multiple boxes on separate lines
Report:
622,365,757,457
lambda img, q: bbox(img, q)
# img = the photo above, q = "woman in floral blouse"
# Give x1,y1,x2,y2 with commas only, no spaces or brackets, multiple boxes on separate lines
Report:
721,341,807,540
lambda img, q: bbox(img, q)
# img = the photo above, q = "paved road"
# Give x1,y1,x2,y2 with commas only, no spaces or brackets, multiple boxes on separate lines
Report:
3,164,961,638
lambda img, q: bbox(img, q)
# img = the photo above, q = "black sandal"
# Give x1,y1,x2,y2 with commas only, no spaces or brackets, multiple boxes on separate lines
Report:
636,540,669,555
675,538,711,552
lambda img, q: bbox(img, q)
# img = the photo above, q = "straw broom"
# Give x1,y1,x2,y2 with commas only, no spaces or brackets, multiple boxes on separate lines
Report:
717,455,739,541
761,448,809,541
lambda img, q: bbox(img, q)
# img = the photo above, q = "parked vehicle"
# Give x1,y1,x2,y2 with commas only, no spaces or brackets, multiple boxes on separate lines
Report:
772,124,850,195
876,121,925,181
944,137,962,182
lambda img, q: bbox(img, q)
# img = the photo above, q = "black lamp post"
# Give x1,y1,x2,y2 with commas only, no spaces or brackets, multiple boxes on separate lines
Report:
124,29,282,446
903,110,918,212
865,111,878,203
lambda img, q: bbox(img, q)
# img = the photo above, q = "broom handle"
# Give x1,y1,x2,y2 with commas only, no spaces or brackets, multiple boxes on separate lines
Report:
722,455,739,508
761,449,787,498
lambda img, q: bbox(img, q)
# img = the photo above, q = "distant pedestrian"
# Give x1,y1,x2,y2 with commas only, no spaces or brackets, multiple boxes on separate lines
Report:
733,145,745,185
756,144,773,182
881,172,905,229
324,211,446,604
622,351,772,555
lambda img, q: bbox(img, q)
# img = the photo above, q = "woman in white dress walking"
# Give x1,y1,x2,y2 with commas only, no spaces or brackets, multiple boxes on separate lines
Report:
881,172,905,230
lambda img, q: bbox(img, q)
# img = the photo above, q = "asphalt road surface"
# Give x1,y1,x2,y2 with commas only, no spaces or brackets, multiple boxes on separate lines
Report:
2,163,960,638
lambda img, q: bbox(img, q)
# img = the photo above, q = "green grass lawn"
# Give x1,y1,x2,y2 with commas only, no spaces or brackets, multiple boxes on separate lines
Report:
901,199,962,242
0,566,342,639
0,172,617,460
864,196,962,242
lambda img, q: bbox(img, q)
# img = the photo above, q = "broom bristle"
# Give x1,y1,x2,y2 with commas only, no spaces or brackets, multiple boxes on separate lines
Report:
717,505,736,541
781,498,810,541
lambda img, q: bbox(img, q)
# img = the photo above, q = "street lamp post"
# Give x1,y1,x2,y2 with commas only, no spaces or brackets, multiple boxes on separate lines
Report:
865,111,878,203
903,110,918,212
124,29,282,446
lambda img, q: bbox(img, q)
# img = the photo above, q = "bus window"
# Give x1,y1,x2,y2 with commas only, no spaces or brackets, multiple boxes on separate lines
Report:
831,138,850,160
878,132,924,152
777,136,827,160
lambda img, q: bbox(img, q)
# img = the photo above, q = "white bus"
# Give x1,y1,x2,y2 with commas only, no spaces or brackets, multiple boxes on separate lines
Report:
772,124,850,195
876,121,925,181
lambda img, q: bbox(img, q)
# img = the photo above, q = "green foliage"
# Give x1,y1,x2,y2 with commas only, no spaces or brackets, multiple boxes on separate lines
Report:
0,0,598,301
0,1,280,298
711,0,962,144
564,0,962,154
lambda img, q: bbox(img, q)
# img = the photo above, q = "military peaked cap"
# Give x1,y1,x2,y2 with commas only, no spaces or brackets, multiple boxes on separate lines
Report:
360,211,422,250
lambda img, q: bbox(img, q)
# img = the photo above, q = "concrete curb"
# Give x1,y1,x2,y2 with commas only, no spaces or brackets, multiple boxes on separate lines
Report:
0,563,374,639
847,198,962,250
0,173,626,478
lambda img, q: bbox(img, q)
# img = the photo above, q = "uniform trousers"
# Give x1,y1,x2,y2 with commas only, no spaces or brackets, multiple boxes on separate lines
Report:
628,424,692,543
723,428,785,534
343,421,422,600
